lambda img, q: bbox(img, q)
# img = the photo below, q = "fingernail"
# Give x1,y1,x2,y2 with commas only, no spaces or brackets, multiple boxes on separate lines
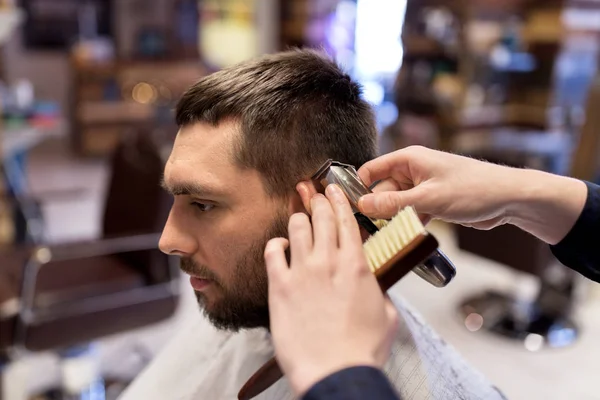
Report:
359,194,376,212
326,184,343,198
296,182,307,195
298,181,309,190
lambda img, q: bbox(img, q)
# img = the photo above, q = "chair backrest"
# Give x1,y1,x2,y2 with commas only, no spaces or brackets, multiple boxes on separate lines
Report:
0,133,180,357
101,130,172,238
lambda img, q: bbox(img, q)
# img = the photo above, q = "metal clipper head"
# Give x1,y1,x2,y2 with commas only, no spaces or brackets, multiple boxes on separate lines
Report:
310,159,456,288
311,160,382,235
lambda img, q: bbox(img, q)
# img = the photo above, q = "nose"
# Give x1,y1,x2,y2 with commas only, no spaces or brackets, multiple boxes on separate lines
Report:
159,208,198,257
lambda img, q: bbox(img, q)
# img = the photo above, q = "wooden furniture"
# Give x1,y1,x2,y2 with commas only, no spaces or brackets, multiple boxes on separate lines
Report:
0,131,179,399
381,0,568,154
113,0,199,61
403,0,566,135
70,59,205,157
566,61,600,181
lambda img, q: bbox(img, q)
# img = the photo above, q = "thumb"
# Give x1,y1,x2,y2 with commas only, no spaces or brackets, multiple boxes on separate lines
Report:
358,188,424,219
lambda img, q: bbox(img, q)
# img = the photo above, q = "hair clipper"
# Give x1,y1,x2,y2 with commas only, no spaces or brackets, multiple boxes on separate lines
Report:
311,159,456,288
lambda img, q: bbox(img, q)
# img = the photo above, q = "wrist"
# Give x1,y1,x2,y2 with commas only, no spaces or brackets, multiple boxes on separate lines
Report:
505,168,587,245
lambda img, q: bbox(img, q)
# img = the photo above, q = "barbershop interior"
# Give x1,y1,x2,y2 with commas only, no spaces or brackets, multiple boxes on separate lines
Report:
0,0,599,399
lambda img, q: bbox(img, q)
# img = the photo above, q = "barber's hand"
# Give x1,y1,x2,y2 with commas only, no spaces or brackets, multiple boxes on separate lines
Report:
356,146,522,229
264,184,398,397
356,145,587,244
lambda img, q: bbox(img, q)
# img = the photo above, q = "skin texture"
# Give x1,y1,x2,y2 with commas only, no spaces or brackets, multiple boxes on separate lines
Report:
159,120,399,396
356,146,588,245
159,120,291,331
265,184,399,397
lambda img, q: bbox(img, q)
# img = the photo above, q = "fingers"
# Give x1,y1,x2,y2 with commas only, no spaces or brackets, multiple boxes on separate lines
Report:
264,238,290,282
296,182,318,214
325,184,363,252
357,148,423,219
357,150,409,187
310,194,337,254
370,178,402,193
288,213,313,264
358,187,425,219
358,191,406,219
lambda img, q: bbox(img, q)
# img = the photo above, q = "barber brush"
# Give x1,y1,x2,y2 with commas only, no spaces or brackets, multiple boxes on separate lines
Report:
310,159,456,288
237,160,456,400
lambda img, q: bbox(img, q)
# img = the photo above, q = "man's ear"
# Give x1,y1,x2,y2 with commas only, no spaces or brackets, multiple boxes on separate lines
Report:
289,181,319,215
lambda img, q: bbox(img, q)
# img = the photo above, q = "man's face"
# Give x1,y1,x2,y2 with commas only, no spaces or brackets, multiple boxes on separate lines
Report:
159,120,290,331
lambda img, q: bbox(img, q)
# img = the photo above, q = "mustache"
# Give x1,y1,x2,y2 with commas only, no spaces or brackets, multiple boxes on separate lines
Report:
180,258,220,282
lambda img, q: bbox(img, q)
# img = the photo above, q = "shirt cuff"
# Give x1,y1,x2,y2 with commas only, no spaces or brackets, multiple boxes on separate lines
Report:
302,366,399,400
550,180,600,281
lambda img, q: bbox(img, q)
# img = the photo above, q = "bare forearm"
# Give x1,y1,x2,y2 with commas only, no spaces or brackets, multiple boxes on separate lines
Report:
506,168,588,245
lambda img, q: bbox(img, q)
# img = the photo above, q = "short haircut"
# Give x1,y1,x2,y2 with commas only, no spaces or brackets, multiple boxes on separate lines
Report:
175,48,378,197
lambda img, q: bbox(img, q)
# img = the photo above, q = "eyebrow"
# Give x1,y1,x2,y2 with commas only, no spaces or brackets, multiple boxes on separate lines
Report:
160,176,224,198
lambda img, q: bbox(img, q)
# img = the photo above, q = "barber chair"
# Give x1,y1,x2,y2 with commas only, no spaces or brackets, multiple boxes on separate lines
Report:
456,223,578,349
453,71,600,350
0,131,179,399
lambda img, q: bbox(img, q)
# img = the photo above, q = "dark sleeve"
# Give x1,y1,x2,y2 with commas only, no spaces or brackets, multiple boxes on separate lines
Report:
301,366,400,400
550,180,600,282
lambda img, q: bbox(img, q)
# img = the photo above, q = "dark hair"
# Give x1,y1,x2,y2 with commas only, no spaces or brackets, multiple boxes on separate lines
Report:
175,48,378,197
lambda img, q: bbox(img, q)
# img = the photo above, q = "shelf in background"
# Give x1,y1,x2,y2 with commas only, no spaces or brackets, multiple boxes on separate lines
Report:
77,101,155,125
70,58,206,157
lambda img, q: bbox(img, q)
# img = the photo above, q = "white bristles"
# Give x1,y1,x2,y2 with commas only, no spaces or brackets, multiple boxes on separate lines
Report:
363,206,426,272
374,219,389,230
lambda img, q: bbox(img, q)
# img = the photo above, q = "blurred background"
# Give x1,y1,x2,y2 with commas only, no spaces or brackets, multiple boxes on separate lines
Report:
0,0,599,399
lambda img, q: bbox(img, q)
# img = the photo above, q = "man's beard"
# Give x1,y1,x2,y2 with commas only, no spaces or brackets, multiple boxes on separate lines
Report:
180,212,289,332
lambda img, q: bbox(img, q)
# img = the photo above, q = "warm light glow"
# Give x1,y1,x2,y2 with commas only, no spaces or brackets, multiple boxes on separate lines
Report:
132,82,158,104
465,313,484,332
35,247,52,264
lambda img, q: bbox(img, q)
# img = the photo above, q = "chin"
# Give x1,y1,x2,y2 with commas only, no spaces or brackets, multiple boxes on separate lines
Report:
196,296,270,332
203,312,269,333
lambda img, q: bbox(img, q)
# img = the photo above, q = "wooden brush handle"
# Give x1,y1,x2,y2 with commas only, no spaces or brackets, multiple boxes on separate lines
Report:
238,234,439,400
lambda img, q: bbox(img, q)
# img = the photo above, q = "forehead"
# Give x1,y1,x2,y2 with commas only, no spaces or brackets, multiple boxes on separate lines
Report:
169,120,236,168
164,120,253,194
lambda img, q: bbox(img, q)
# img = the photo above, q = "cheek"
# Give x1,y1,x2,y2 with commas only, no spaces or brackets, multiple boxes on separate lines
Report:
198,196,285,274
198,215,264,275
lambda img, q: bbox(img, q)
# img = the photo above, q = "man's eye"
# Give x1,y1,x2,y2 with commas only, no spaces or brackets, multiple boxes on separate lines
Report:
192,202,215,212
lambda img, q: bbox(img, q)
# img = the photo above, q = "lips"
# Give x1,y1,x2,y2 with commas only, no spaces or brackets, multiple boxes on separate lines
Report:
189,276,212,291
